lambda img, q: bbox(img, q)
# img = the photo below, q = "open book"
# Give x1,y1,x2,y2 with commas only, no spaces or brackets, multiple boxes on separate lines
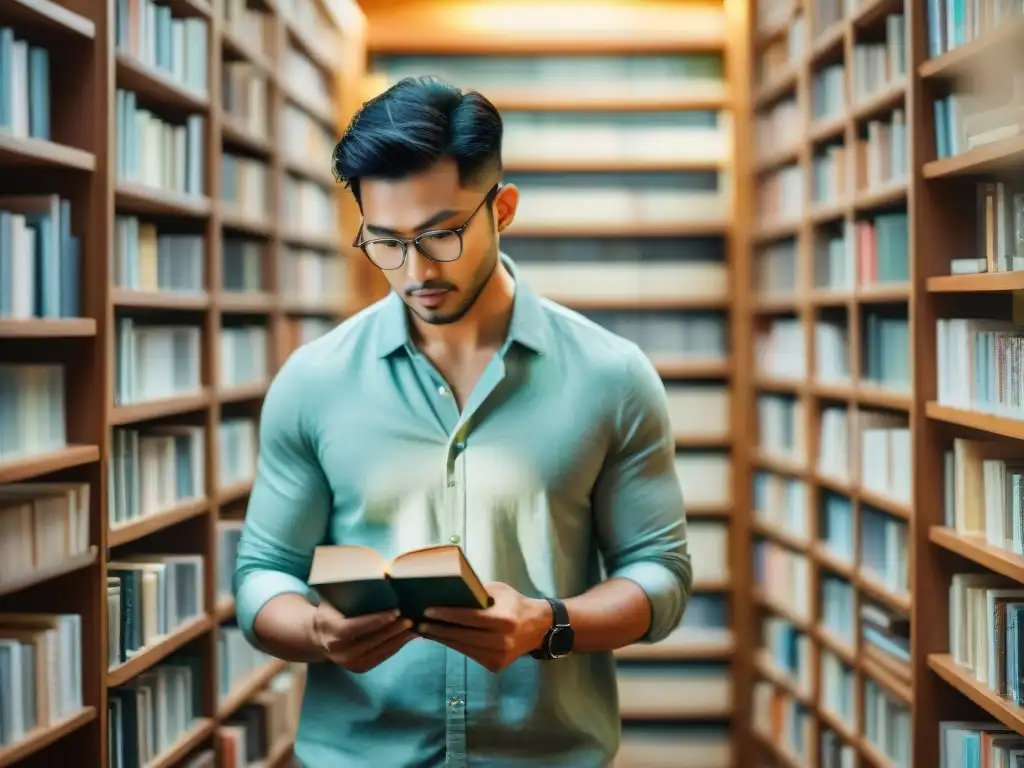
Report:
308,543,492,620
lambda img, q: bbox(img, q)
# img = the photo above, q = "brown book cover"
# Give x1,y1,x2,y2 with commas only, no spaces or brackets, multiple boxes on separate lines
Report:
308,543,492,620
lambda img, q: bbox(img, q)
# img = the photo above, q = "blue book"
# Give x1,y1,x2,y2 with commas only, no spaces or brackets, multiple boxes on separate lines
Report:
0,211,12,317
934,98,950,160
27,46,49,140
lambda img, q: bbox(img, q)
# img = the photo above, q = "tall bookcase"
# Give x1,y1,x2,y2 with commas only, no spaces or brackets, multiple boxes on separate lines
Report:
353,1,753,766
0,0,364,765
747,0,914,765
748,0,1024,765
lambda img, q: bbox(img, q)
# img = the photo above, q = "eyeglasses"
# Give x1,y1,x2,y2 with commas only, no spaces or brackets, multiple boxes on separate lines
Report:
353,184,501,271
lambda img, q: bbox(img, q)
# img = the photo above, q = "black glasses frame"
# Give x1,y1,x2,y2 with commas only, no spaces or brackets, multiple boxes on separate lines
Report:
352,183,502,270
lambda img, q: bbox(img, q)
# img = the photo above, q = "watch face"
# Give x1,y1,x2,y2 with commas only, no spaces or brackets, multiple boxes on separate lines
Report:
549,626,575,657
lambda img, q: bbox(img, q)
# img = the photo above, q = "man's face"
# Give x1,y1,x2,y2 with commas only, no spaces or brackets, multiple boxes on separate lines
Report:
358,160,516,325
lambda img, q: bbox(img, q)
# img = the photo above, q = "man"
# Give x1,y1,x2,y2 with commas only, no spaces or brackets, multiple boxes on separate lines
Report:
233,75,692,768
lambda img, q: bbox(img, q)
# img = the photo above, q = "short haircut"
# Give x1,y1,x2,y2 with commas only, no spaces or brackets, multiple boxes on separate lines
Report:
332,75,503,205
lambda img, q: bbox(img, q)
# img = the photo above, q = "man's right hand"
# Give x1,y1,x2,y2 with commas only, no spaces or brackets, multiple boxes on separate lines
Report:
310,602,415,673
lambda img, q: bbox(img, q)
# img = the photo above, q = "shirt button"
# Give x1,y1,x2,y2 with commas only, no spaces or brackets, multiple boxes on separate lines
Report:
449,534,460,544
438,386,449,396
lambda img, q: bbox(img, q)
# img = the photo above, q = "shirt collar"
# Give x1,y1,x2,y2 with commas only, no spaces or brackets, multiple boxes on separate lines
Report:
375,252,551,359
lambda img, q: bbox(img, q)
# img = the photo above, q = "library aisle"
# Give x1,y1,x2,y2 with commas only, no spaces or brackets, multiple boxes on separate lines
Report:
0,0,1021,766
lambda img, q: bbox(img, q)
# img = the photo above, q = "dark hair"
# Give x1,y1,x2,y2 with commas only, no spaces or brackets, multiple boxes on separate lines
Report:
332,75,503,205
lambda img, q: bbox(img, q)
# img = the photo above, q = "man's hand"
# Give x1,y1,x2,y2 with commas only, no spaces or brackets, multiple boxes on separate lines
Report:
416,582,551,673
310,602,415,673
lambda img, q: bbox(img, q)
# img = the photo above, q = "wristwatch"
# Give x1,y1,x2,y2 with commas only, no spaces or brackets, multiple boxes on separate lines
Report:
530,597,575,659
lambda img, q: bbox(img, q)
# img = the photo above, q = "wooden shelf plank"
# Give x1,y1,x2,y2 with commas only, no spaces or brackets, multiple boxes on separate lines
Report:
280,228,340,251
0,0,95,38
492,94,728,112
0,317,97,338
115,53,210,111
217,659,289,719
115,181,212,218
0,444,100,484
108,498,209,548
110,390,212,426
652,358,731,379
111,288,210,310
507,221,729,238
0,547,98,598
851,0,904,27
221,206,277,237
280,297,345,316
0,707,97,768
850,79,906,123
148,718,216,768
107,615,213,687
503,157,724,173
929,653,1024,734
220,382,269,403
0,133,95,170
927,272,1024,293
926,402,1024,441
220,291,279,313
218,479,254,505
929,526,1024,583
214,597,236,622
256,734,295,768
923,134,1024,179
615,640,734,661
919,18,1024,79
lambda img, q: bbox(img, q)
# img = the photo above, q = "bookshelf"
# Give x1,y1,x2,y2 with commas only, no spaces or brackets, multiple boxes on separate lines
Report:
353,1,754,766
748,0,914,764
748,0,1024,762
0,0,363,765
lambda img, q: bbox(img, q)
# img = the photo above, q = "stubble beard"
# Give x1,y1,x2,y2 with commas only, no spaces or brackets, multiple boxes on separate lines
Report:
412,242,500,326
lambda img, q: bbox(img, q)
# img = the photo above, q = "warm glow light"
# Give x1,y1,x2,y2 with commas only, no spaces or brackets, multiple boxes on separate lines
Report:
374,0,725,38
458,2,722,34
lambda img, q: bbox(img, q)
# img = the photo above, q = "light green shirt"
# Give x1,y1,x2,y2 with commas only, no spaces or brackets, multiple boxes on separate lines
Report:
234,254,693,768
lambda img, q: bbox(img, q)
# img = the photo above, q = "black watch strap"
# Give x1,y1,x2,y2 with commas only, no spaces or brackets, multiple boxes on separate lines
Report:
530,597,573,659
546,596,570,627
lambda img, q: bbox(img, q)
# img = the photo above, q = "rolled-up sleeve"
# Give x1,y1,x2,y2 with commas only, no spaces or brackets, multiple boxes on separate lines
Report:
233,350,331,648
593,350,693,643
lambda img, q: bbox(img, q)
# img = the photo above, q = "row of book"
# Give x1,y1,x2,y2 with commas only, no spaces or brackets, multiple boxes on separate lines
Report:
371,53,727,100
0,27,51,142
755,531,908,630
754,310,910,391
107,418,256,529
112,215,346,304
809,112,908,205
757,212,910,296
111,318,271,405
0,197,82,321
757,394,911,498
500,111,730,164
108,655,299,768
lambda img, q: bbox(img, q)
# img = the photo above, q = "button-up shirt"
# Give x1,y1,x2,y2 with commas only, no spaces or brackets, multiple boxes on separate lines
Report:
233,254,693,768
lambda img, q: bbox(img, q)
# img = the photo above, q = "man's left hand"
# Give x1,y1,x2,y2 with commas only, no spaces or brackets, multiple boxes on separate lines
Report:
417,582,551,673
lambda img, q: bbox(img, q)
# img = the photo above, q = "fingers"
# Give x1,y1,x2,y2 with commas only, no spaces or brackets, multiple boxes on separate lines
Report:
344,630,417,674
315,605,401,646
423,607,496,629
418,621,507,652
428,637,508,674
328,618,413,667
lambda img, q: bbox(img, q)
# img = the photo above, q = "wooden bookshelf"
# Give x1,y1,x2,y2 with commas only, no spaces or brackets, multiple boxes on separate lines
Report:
748,0,915,764
0,0,364,764
749,0,1024,763
352,1,753,765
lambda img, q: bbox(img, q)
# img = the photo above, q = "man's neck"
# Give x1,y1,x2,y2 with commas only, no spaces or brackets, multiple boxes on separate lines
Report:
410,260,516,358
